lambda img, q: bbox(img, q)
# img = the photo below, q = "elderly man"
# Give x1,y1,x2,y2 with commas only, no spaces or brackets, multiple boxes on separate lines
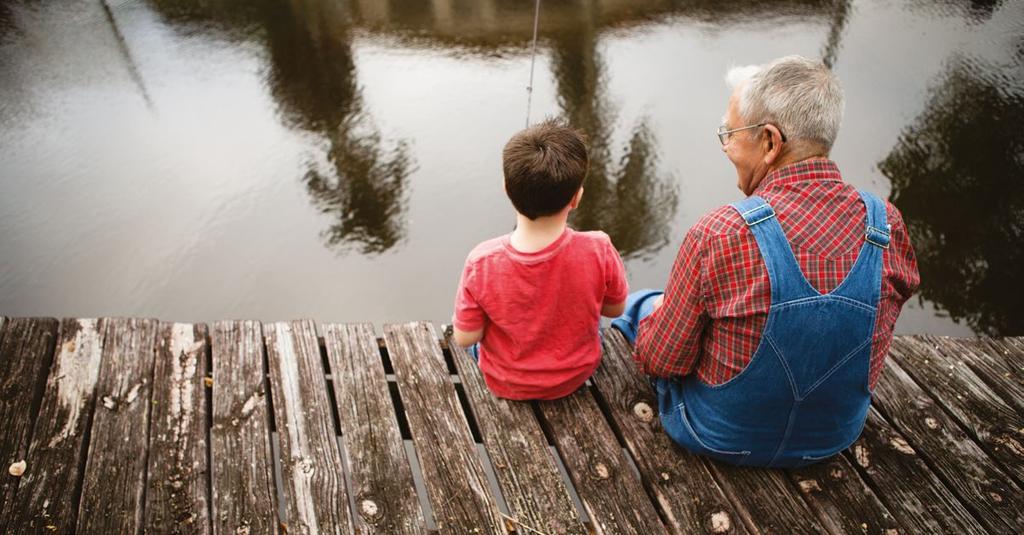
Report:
612,56,919,467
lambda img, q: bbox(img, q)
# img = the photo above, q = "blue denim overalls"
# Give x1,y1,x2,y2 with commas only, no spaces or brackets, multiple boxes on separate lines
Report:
622,191,890,468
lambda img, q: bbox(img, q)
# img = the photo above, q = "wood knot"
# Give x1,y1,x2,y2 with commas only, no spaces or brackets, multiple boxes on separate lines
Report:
854,445,870,467
924,417,939,430
989,491,1003,503
633,401,654,423
589,462,611,480
659,471,671,482
8,460,26,477
829,468,844,480
889,437,915,455
359,497,383,522
798,479,822,493
102,396,118,411
709,511,731,533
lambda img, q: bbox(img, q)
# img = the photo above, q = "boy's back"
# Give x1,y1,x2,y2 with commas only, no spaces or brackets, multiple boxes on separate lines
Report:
453,227,627,400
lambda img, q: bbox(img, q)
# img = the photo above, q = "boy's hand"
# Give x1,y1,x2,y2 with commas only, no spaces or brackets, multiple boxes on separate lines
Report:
652,295,665,311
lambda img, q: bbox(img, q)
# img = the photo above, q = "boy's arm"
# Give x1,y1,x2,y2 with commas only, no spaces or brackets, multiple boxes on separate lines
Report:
600,237,629,318
452,326,484,347
601,300,626,318
452,257,487,348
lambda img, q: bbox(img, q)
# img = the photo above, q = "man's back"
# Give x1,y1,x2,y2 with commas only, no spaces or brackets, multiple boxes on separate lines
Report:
634,158,919,389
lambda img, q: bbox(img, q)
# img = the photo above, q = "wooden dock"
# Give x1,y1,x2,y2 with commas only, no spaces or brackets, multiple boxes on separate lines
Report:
0,316,1021,534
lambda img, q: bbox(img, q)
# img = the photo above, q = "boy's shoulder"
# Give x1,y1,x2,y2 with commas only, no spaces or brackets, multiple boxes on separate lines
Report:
464,235,508,265
571,229,612,246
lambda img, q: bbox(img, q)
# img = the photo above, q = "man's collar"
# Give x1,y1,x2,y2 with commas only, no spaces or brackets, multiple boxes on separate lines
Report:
754,157,842,194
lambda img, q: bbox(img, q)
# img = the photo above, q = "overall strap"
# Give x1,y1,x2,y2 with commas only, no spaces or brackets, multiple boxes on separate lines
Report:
830,190,889,305
730,196,819,303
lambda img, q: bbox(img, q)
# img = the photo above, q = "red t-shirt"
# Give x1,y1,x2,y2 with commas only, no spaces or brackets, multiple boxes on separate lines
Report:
453,228,628,400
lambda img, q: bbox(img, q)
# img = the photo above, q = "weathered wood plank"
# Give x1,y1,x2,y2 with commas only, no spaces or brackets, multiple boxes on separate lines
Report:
708,462,825,534
145,323,211,533
210,320,278,535
3,318,89,534
536,387,667,533
0,318,59,529
890,335,1024,484
77,317,158,534
323,323,425,533
265,320,352,534
788,453,902,534
384,322,504,533
872,358,1024,531
952,337,1024,415
844,408,983,533
590,329,745,534
447,336,586,535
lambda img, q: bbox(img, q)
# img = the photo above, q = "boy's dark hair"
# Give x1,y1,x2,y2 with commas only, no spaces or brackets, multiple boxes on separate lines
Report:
503,119,588,220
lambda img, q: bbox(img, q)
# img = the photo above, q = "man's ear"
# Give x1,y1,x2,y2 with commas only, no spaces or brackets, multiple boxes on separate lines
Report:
762,124,784,165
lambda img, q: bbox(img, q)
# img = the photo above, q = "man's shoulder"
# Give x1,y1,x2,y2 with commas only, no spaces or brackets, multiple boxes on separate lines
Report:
690,203,748,239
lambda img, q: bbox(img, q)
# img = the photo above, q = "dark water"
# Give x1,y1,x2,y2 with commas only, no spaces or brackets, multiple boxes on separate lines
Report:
0,0,1021,335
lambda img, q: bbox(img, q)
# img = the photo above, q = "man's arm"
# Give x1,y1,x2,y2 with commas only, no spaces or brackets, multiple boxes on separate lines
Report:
633,228,708,377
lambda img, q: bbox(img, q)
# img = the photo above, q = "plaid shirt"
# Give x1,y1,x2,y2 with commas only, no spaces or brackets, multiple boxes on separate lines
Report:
633,158,919,388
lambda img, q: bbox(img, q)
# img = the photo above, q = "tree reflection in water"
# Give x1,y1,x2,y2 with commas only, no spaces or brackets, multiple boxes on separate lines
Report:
151,0,414,255
548,12,677,261
146,0,842,259
264,1,414,255
880,55,1024,335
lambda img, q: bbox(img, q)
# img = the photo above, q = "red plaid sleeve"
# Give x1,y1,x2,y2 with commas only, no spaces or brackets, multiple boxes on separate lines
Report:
633,225,709,377
869,203,920,386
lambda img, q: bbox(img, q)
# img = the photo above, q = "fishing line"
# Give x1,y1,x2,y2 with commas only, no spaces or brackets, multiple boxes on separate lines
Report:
524,0,541,128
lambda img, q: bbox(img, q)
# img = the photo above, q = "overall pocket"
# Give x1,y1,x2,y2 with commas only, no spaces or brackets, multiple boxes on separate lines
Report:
674,401,751,462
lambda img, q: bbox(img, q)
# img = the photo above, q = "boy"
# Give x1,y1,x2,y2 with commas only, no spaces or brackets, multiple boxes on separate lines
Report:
451,119,628,400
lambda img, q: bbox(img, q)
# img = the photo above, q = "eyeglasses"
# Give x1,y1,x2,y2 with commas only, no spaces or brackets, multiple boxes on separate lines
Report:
716,123,787,146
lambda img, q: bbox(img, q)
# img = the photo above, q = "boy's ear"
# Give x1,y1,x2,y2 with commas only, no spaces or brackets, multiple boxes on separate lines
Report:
570,187,584,209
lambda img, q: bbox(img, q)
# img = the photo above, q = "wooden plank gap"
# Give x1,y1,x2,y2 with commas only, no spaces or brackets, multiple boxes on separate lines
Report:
323,322,425,533
448,336,587,534
203,325,214,535
454,382,484,444
384,322,505,532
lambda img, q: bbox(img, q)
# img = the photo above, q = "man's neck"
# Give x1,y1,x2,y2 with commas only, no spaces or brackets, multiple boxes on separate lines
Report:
768,149,826,174
511,212,569,253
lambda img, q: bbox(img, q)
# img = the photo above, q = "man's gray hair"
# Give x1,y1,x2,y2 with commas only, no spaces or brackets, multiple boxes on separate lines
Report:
726,56,844,152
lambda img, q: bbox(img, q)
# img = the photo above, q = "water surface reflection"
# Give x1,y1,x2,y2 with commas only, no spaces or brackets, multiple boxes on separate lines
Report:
881,53,1024,335
1,0,1019,334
